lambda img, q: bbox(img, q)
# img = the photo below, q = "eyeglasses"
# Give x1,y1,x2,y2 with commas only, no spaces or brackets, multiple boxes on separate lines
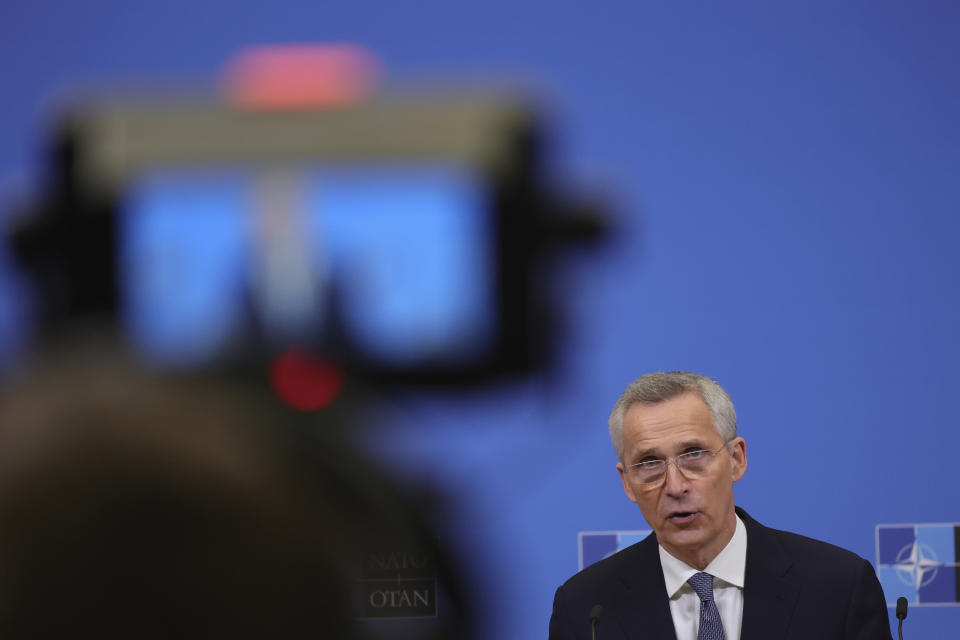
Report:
626,441,731,485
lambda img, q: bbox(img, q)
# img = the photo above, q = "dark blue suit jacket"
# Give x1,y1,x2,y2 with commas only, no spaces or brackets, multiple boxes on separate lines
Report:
549,508,893,639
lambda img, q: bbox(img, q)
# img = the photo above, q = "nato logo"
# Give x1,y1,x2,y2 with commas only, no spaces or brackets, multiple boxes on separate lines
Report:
876,523,960,606
578,530,651,571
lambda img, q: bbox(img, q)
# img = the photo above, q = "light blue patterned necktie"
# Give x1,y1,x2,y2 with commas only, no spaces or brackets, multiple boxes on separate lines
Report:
687,572,726,640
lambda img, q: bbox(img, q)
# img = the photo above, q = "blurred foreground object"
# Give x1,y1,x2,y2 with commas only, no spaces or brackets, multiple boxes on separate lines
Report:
7,47,606,386
0,342,472,638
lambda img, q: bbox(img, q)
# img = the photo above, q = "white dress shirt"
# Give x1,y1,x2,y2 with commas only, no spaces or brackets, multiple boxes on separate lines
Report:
658,515,747,640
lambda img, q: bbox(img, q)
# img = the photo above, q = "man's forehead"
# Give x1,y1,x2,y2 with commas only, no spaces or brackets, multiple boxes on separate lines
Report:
621,394,717,449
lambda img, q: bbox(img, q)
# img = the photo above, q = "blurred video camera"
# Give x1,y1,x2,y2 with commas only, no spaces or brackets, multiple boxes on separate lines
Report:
7,49,604,387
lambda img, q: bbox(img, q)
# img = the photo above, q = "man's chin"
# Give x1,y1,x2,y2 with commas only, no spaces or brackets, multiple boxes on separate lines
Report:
657,529,709,563
656,516,706,547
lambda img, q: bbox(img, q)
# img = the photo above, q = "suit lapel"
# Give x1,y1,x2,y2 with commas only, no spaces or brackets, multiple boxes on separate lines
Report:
738,508,800,640
608,509,803,640
607,534,678,640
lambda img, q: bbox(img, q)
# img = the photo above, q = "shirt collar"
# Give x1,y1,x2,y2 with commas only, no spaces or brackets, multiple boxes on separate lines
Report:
658,514,747,598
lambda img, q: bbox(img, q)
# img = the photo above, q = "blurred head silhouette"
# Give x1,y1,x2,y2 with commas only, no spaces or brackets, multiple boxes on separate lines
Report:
0,343,388,638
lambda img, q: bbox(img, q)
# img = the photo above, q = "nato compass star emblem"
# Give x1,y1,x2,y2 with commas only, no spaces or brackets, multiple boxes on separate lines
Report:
893,542,939,589
876,523,960,605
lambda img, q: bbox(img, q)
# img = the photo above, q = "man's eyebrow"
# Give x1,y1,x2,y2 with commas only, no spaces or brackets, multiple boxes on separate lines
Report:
675,439,709,451
630,440,708,460
628,447,662,461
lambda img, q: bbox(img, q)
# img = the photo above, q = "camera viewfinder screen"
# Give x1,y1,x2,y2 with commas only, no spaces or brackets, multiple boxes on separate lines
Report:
119,165,495,369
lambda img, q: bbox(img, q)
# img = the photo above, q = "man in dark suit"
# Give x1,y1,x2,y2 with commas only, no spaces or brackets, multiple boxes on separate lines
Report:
549,372,892,640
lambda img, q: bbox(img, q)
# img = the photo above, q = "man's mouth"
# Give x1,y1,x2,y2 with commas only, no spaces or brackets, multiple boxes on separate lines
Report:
667,511,699,524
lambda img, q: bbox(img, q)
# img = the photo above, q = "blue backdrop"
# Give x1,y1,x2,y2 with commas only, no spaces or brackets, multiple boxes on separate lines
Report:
2,2,959,638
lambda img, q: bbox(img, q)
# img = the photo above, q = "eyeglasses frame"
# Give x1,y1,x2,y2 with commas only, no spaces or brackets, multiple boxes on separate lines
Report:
626,439,733,486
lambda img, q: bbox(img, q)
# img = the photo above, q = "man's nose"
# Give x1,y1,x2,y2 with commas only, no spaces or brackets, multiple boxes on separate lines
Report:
662,460,688,497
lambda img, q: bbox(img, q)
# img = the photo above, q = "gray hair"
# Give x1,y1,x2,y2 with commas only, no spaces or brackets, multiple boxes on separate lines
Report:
608,371,737,461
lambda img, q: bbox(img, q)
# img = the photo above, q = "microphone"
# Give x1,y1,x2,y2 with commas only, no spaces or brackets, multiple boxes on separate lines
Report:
589,604,603,640
895,597,908,640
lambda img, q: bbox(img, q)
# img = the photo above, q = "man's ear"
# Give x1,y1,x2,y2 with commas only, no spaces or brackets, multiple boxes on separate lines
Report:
617,461,639,503
729,437,747,482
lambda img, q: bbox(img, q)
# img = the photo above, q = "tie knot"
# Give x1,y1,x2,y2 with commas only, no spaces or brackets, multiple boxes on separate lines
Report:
687,572,715,602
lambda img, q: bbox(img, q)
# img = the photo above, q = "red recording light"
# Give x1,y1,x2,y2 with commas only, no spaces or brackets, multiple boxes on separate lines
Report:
222,44,378,110
269,348,344,411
